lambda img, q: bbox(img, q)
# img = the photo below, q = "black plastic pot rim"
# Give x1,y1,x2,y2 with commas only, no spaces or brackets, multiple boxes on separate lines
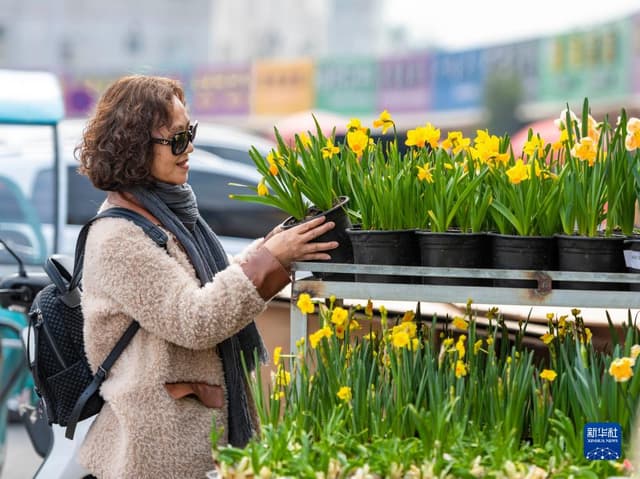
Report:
282,196,349,228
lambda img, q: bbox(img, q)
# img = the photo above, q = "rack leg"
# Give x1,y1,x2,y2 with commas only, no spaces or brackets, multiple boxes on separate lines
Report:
290,307,307,355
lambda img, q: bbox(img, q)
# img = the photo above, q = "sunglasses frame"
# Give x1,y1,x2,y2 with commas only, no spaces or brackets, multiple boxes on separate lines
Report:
151,121,198,155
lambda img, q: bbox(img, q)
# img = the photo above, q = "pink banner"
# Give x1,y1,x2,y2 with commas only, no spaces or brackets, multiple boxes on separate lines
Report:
190,66,250,116
377,52,432,112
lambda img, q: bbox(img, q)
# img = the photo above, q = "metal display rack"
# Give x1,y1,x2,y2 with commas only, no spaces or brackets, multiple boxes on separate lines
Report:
288,262,640,352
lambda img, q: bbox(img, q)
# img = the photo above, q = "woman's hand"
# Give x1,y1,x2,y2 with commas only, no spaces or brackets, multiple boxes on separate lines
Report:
263,216,338,269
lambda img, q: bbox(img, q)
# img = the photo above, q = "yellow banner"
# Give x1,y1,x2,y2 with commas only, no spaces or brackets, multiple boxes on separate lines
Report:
252,59,314,115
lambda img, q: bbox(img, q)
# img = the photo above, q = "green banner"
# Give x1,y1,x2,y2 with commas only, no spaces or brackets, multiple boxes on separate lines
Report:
315,58,376,115
538,18,632,104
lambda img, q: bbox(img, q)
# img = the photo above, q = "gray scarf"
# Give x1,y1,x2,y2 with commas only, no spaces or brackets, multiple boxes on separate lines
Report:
131,181,266,448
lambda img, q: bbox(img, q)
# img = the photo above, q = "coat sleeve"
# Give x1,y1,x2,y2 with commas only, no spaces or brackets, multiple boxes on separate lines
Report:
82,218,267,350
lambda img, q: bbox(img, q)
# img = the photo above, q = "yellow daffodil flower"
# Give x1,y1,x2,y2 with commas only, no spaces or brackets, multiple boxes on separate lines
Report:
373,109,394,135
626,117,640,151
523,136,546,158
441,131,470,154
540,333,554,345
540,369,557,382
505,159,530,184
571,137,597,166
309,326,332,349
456,339,466,360
452,316,469,331
257,180,268,196
392,330,410,348
455,360,467,378
275,367,291,387
582,114,601,143
405,126,428,148
609,357,635,382
551,129,569,151
335,324,345,339
402,311,415,323
365,299,373,318
347,118,363,132
417,163,434,183
298,132,311,148
331,307,348,327
321,139,340,159
347,129,369,158
337,386,352,402
273,346,282,366
296,293,315,314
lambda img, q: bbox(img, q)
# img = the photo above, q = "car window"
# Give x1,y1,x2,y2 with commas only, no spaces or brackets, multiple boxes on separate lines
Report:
195,145,256,167
188,169,287,238
32,166,106,225
0,174,47,265
67,167,106,224
0,177,23,222
31,168,54,224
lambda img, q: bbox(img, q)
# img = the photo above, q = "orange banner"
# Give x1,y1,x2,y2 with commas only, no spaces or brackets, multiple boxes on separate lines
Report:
252,59,314,115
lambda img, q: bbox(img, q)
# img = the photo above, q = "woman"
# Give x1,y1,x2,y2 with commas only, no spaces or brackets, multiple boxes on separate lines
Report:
76,75,337,478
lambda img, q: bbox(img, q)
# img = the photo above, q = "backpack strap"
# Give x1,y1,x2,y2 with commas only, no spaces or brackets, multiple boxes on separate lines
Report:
65,320,139,439
69,207,168,291
64,207,168,440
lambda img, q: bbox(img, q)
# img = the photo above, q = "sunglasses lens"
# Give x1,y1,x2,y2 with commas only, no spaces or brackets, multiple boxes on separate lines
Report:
190,122,198,143
172,131,189,155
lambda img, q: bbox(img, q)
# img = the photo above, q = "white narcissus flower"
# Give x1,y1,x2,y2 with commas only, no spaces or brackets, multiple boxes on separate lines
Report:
554,108,578,130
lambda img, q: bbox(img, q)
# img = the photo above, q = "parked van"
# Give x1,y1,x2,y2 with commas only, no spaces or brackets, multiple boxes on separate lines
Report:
193,122,276,168
0,121,288,260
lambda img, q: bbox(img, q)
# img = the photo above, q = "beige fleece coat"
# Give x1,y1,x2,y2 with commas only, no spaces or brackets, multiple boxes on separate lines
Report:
78,214,269,479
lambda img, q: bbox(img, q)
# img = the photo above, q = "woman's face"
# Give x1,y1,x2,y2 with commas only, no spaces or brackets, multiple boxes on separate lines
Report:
150,95,194,185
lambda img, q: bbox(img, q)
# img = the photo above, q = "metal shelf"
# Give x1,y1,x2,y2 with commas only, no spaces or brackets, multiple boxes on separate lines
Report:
288,262,640,351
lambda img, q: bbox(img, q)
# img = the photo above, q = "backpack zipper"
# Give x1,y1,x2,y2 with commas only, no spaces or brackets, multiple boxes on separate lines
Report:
33,308,68,369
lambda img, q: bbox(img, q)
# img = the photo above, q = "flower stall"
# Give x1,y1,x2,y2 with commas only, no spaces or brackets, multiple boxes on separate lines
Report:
217,101,640,477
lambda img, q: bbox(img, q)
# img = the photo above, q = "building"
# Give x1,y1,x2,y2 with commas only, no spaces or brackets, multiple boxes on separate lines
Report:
0,0,213,74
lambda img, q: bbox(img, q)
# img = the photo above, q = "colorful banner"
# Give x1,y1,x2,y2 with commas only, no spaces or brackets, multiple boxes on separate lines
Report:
62,74,119,117
315,58,376,115
632,14,640,94
538,19,632,104
190,66,250,116
482,40,540,102
377,52,432,113
432,49,485,111
252,59,314,115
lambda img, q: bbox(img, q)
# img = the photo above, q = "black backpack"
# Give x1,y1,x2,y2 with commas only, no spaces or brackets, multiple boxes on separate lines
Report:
28,207,168,439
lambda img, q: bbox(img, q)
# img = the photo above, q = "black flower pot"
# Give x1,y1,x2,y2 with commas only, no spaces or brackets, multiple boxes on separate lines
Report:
556,234,627,291
416,230,489,286
283,196,353,280
490,233,557,288
346,227,419,283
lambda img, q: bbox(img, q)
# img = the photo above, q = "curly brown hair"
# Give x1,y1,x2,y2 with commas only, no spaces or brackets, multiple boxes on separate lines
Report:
76,75,186,191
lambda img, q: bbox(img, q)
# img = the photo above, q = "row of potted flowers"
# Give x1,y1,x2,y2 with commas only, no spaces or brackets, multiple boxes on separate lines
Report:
231,98,640,240
210,298,640,478
229,99,640,281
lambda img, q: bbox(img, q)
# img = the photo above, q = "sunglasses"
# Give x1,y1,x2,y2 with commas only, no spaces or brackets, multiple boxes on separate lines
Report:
151,121,198,155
